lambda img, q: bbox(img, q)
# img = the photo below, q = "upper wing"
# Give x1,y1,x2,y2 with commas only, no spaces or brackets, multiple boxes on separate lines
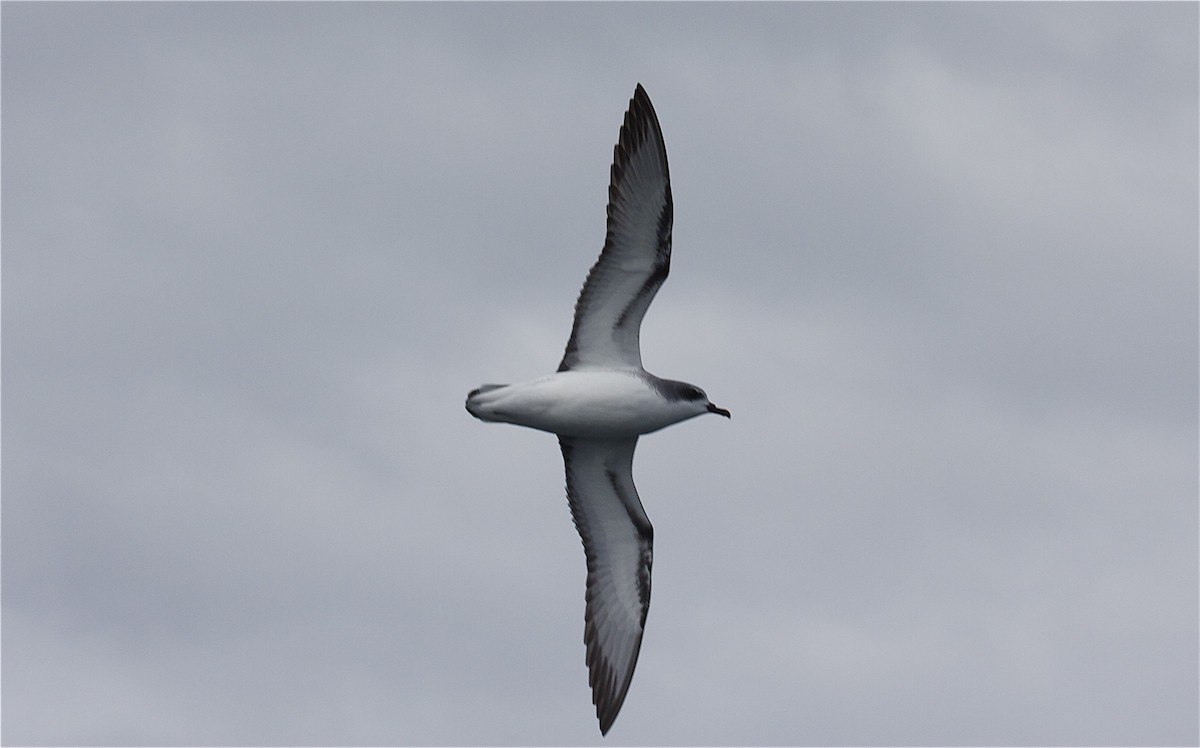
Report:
558,436,653,735
558,84,673,372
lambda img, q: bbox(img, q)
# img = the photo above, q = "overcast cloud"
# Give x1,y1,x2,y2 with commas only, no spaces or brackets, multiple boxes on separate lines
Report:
3,3,1197,745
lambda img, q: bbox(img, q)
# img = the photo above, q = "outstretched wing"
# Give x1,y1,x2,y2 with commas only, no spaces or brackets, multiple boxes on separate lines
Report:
558,84,673,372
558,436,653,735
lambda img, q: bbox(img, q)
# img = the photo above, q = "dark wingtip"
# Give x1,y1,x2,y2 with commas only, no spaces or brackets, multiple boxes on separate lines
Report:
631,83,654,116
597,681,624,735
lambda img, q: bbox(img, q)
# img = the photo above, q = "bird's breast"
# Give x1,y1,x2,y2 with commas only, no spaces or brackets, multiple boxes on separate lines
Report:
469,370,693,438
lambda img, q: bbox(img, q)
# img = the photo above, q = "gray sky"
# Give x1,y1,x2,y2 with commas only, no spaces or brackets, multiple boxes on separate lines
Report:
3,3,1197,745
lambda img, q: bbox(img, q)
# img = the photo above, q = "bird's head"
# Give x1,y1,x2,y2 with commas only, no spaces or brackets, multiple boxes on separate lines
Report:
668,381,730,419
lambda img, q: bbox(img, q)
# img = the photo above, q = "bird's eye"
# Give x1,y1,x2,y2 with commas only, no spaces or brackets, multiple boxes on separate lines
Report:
685,387,703,401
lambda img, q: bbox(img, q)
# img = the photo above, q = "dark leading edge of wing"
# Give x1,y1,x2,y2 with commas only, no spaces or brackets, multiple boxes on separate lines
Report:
558,84,673,372
559,436,653,735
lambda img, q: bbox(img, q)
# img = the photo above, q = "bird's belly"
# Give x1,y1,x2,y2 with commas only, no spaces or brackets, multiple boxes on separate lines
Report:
470,371,685,438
